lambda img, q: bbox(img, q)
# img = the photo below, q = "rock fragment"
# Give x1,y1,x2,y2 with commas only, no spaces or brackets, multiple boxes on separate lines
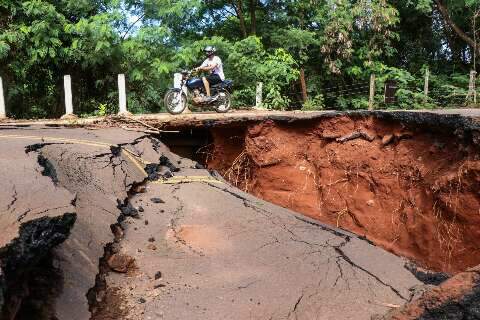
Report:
150,198,164,204
382,134,394,146
379,265,480,320
112,225,124,242
147,244,157,251
107,254,135,273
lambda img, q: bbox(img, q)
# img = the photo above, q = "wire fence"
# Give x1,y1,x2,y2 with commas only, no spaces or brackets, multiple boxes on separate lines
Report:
269,69,480,111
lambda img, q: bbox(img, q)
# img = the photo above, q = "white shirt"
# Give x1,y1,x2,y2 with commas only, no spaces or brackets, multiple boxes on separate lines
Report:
201,56,225,81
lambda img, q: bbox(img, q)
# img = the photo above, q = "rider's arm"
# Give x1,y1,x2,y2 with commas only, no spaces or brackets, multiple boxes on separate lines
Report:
196,60,206,72
196,58,218,72
197,64,217,72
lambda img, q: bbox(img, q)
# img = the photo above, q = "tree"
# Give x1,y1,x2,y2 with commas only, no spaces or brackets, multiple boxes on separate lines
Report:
434,0,479,54
0,0,122,117
1,0,476,116
271,28,318,102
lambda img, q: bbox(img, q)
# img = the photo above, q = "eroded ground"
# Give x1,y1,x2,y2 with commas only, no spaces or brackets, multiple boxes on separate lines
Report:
207,112,480,274
0,110,479,320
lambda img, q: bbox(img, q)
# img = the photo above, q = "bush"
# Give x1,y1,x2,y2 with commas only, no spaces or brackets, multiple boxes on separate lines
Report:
302,94,325,111
228,37,299,110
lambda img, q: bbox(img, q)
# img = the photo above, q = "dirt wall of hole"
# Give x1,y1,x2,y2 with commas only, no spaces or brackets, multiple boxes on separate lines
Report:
206,115,480,274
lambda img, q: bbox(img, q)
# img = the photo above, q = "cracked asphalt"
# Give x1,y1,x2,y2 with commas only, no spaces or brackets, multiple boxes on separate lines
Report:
0,125,150,319
110,173,421,320
0,124,421,319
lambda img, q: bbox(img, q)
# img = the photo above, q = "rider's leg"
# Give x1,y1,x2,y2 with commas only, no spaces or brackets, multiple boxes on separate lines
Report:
202,77,211,97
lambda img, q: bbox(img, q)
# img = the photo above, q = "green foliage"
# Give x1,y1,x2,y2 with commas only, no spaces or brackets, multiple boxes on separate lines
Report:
375,66,427,109
29,105,49,119
231,88,255,108
228,36,298,109
0,0,478,117
96,103,108,116
372,67,470,109
263,84,291,110
302,95,325,111
336,96,370,110
317,0,399,74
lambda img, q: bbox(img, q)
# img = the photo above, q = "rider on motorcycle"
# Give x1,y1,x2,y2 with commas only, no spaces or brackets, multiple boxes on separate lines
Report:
194,46,225,102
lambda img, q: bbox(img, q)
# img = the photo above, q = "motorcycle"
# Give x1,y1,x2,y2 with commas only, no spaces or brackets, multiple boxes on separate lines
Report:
163,70,233,115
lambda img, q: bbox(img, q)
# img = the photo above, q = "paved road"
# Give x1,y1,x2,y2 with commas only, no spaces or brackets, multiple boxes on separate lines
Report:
0,108,479,129
0,124,421,319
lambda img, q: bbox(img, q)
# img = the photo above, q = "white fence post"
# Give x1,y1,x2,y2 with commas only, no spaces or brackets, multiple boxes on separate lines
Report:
254,82,264,110
174,73,187,96
61,75,77,119
368,74,376,111
173,73,189,113
424,67,429,103
174,73,182,89
117,74,131,115
467,70,477,104
0,77,6,119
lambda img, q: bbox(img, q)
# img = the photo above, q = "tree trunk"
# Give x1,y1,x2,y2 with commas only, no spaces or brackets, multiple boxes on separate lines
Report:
434,0,479,54
299,68,308,102
232,0,247,38
249,0,256,35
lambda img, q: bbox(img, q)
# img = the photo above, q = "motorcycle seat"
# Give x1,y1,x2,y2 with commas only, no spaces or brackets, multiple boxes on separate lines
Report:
212,80,233,89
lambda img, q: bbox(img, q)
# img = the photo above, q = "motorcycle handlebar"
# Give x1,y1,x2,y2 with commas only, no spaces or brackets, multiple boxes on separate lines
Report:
180,69,198,76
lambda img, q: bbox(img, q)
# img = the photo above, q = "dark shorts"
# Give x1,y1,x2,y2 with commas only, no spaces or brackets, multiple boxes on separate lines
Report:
205,74,222,85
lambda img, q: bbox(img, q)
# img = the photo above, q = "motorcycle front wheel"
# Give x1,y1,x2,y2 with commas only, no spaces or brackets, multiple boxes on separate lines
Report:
213,90,232,113
164,89,187,115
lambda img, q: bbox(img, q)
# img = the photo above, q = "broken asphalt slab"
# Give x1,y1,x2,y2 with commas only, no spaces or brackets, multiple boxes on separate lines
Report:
103,169,421,320
0,134,77,318
0,127,174,319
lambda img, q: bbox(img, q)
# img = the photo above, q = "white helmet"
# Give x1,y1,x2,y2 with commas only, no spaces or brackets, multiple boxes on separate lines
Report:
204,46,216,57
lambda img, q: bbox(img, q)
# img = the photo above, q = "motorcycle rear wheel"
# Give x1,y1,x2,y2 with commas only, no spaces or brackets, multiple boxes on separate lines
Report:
213,90,232,113
164,89,187,115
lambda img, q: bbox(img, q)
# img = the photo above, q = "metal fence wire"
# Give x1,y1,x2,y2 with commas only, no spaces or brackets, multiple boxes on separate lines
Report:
281,70,479,110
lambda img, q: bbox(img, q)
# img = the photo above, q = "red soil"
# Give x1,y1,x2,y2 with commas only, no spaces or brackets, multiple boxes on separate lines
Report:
207,116,480,273
382,265,480,319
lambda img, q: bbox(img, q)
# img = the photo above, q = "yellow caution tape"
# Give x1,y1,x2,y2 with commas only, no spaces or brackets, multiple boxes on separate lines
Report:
120,149,148,177
121,148,152,165
153,176,224,184
0,134,111,148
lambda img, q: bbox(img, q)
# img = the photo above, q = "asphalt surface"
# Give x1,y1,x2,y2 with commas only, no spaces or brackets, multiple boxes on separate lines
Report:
0,108,478,129
0,124,422,319
0,125,151,319
111,171,420,320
